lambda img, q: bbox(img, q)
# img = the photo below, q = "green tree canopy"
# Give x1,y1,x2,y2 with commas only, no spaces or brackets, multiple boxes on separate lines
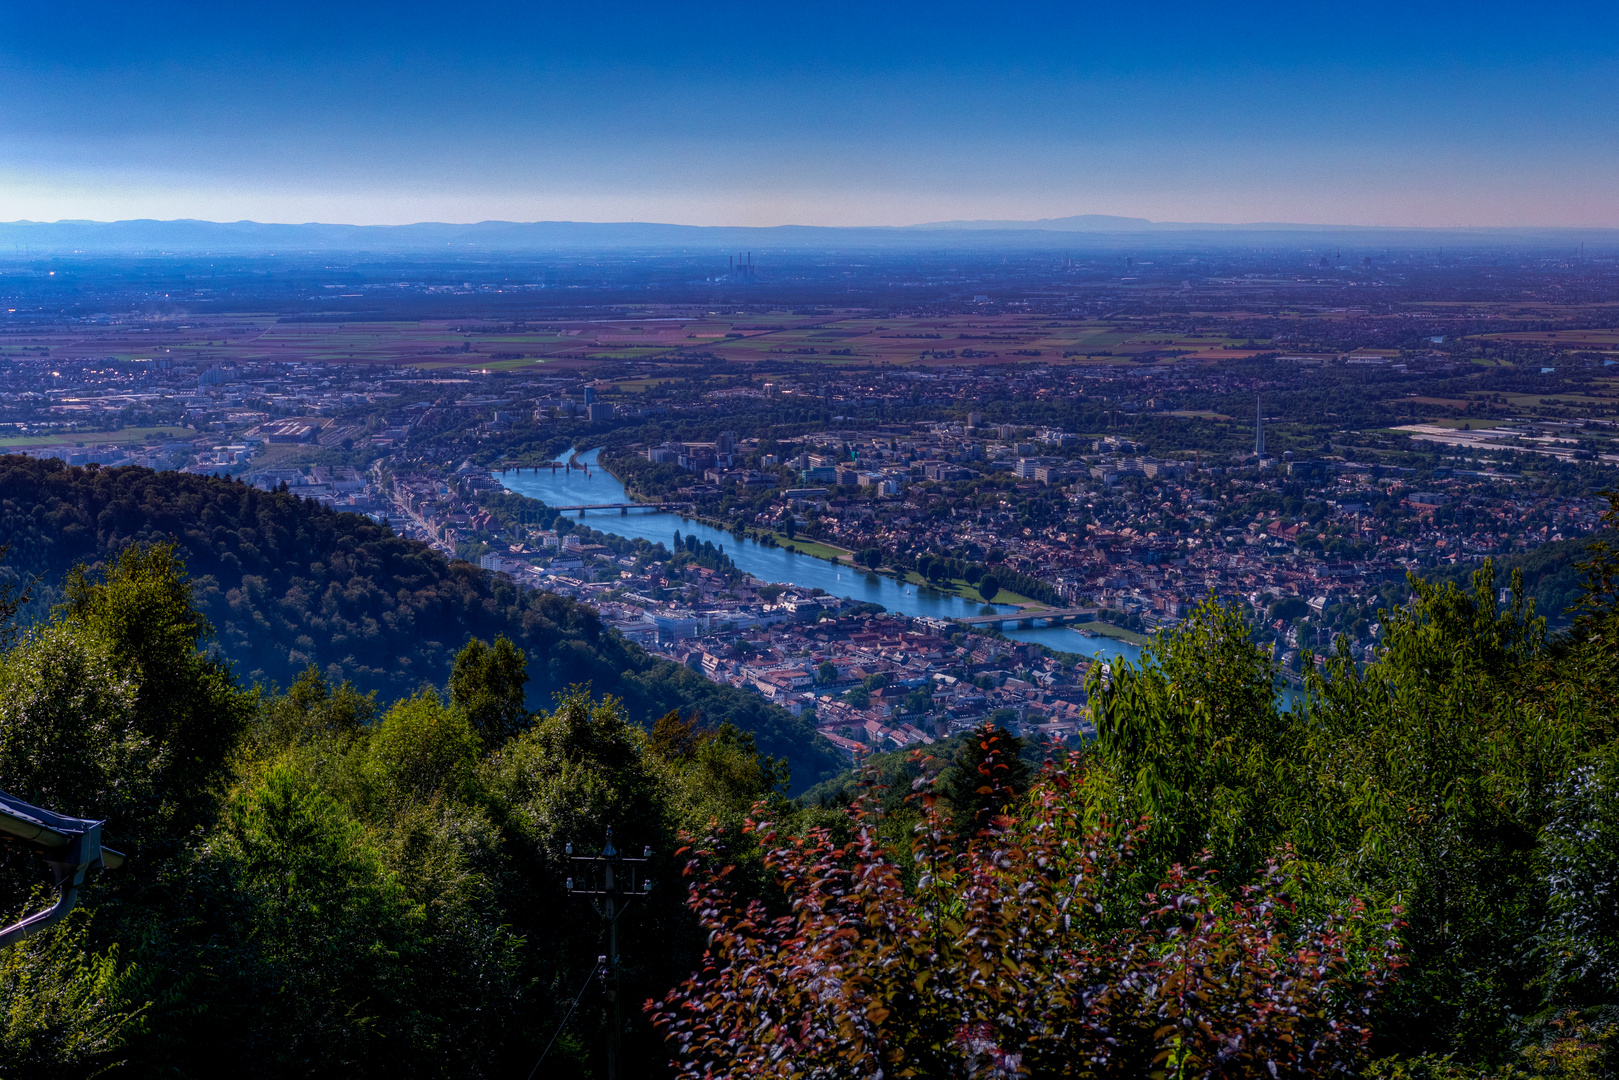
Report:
977,573,999,602
448,634,530,746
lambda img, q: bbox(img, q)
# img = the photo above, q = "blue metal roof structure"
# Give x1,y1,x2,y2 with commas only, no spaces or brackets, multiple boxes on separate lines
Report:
0,790,125,949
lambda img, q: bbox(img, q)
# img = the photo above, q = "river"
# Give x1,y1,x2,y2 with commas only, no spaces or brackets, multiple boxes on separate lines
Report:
496,448,1147,668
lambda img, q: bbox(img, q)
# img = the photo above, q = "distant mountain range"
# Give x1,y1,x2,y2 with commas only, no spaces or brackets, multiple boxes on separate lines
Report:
902,214,1557,233
905,214,1159,231
0,216,1610,254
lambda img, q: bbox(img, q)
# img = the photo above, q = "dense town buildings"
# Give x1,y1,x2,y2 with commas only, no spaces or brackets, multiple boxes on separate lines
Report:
4,271,1616,759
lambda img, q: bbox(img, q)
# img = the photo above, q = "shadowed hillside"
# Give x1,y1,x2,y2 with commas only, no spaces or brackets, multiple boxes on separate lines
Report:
0,455,836,784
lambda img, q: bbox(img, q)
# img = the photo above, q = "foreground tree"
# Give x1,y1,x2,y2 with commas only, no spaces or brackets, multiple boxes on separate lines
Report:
936,724,1031,838
1084,562,1618,1069
649,753,1402,1078
448,634,530,746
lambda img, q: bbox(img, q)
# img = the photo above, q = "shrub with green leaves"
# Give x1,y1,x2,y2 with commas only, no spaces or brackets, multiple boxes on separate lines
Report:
0,908,143,1080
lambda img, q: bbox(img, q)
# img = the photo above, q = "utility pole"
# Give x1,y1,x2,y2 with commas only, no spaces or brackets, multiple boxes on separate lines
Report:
565,827,650,1080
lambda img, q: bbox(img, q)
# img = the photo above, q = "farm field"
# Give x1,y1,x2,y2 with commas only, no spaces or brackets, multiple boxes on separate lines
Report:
0,312,1266,372
0,425,195,448
1424,418,1514,429
1387,396,1476,409
1478,329,1619,349
27,302,1619,376
1500,391,1619,408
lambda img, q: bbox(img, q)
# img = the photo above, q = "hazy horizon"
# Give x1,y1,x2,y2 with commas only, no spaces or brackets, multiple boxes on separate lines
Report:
4,213,1619,232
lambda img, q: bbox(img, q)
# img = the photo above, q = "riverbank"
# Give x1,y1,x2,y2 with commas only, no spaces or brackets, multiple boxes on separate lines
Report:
498,449,1151,676
775,536,850,562
899,572,1039,608
609,461,1062,618
1081,622,1154,647
680,516,857,567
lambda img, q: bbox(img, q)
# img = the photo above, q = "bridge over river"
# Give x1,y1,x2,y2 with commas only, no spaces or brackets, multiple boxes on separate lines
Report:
549,501,692,515
952,606,1099,629
497,446,1158,675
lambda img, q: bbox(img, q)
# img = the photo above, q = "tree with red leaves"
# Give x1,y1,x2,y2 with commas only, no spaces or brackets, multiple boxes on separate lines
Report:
648,732,1402,1078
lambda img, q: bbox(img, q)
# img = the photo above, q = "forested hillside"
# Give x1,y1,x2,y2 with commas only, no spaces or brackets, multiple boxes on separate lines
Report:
1436,528,1614,626
0,455,835,783
0,545,798,1078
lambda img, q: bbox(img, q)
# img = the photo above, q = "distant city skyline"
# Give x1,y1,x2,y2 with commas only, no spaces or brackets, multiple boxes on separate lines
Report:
2,1,1616,228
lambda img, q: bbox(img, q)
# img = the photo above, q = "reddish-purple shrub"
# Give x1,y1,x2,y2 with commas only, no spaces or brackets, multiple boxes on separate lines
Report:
648,747,1402,1078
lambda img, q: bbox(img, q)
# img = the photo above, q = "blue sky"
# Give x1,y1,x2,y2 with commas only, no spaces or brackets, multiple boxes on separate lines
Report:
1,1,1615,226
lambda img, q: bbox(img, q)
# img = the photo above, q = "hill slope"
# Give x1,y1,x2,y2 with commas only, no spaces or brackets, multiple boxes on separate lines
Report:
0,456,836,784
1436,530,1613,626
